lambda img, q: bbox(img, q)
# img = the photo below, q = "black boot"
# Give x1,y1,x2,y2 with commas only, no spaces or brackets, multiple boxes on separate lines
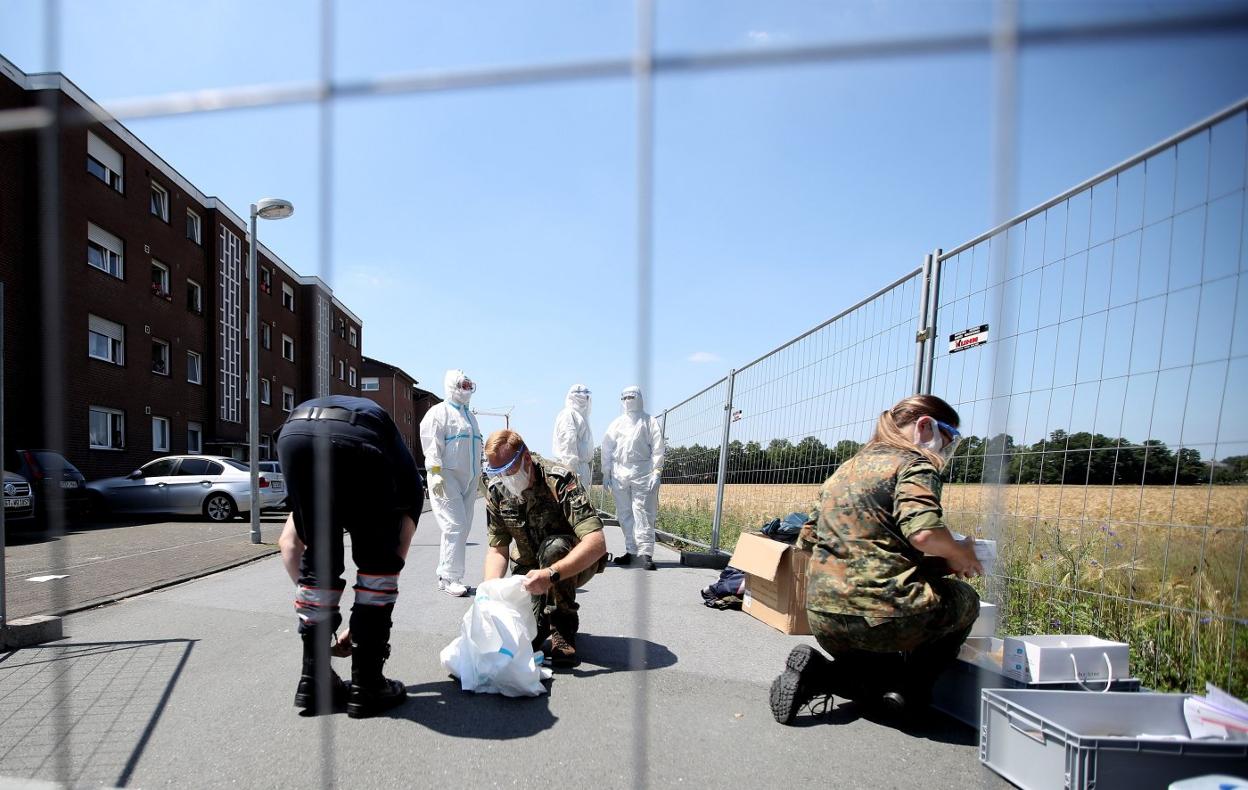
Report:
294,630,348,713
612,553,633,566
641,555,656,571
347,643,406,719
769,644,838,725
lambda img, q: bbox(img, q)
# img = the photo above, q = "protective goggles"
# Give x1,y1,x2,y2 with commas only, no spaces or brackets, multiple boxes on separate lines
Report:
457,377,476,393
484,445,526,477
935,420,963,453
572,386,591,397
620,393,637,401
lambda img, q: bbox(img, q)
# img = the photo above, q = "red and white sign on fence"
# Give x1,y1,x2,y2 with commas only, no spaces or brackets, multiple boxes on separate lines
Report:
949,324,989,354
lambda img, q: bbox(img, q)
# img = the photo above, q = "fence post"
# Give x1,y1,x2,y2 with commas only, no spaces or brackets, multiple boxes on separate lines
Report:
923,248,944,395
710,370,736,553
0,283,6,638
913,253,933,395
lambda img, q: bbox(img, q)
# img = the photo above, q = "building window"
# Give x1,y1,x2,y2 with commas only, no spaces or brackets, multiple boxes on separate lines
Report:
282,386,295,413
150,181,169,221
259,434,272,460
151,259,170,299
188,421,203,454
152,416,170,452
152,338,170,376
337,359,345,380
187,279,203,314
260,267,272,294
282,334,295,362
89,406,125,450
87,223,124,278
281,282,295,312
348,367,357,388
187,350,202,384
260,378,271,405
86,132,123,192
349,327,358,348
261,322,271,350
338,317,346,338
362,377,379,392
88,314,124,364
186,209,201,244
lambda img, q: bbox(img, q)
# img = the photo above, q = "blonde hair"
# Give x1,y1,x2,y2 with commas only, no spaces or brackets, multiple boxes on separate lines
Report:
484,429,525,461
866,395,960,470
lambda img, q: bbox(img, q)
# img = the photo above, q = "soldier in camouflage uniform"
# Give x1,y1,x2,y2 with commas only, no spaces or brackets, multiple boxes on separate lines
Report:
770,395,983,724
481,429,608,668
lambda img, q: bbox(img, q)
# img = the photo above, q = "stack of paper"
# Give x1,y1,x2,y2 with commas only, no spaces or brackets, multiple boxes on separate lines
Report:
1184,684,1248,740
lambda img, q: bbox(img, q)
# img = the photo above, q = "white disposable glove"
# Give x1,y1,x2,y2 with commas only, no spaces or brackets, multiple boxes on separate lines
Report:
602,473,614,490
648,470,662,492
428,468,446,499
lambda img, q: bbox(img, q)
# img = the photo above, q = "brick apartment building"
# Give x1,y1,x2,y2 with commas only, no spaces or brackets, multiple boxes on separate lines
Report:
359,356,440,468
0,55,365,480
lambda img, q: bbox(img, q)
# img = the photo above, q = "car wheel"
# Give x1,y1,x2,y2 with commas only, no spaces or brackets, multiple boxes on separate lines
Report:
203,493,237,523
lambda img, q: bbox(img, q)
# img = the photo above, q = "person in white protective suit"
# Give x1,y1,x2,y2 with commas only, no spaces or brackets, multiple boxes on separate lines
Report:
600,385,665,571
420,369,483,597
551,384,594,490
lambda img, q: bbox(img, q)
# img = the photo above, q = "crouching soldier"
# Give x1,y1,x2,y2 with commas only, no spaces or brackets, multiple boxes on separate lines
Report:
277,395,422,717
481,429,607,668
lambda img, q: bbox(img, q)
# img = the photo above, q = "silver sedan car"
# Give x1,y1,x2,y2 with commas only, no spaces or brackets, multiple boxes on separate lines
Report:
86,455,285,522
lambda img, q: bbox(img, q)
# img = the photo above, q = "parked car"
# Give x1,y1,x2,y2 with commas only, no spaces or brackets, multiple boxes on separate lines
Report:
258,461,286,508
2,469,36,526
86,455,284,523
6,448,88,523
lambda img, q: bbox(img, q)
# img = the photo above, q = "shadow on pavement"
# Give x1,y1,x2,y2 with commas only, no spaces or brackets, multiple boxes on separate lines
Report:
389,678,557,738
787,699,977,746
0,639,196,787
569,634,677,677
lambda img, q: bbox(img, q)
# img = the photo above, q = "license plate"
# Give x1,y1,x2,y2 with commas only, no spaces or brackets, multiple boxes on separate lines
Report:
271,482,284,491
4,497,31,508
60,481,79,489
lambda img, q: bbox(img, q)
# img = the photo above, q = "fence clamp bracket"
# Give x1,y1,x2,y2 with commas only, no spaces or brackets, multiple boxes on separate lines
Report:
915,327,932,342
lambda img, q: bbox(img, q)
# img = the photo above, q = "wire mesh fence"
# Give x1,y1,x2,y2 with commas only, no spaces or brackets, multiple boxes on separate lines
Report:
652,270,927,553
646,98,1248,697
930,101,1248,697
4,3,1248,787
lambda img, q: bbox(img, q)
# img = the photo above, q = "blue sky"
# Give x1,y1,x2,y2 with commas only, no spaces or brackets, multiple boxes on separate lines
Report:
2,1,1247,459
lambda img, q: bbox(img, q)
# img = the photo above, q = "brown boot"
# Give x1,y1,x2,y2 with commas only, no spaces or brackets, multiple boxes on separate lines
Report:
548,628,579,668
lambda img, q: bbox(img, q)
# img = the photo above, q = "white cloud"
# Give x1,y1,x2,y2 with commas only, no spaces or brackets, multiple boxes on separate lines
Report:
746,30,772,44
687,351,721,364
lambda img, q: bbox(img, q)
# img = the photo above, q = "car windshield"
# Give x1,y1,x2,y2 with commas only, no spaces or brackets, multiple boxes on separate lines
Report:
221,460,249,472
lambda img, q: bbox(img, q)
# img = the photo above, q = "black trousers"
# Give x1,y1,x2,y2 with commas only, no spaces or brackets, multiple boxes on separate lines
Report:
278,422,408,643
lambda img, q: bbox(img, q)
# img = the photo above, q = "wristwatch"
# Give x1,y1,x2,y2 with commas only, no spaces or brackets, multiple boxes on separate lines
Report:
548,567,562,584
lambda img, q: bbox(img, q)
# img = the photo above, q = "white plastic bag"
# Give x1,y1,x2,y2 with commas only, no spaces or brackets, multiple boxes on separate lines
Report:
439,576,552,697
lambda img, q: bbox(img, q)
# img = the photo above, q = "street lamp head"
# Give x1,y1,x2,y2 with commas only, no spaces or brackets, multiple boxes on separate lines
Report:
255,197,294,220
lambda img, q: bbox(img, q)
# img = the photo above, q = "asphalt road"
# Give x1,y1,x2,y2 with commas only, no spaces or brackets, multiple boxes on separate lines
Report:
0,512,287,620
0,501,1009,789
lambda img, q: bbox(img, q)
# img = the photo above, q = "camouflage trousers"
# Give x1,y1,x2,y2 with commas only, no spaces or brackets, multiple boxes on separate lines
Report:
512,535,600,646
807,578,979,701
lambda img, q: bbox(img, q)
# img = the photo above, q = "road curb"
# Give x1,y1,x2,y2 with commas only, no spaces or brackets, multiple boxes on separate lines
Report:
48,545,281,620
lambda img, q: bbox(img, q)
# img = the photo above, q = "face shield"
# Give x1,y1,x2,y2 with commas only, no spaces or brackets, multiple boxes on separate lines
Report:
620,389,642,414
450,375,476,405
484,444,530,497
916,417,963,461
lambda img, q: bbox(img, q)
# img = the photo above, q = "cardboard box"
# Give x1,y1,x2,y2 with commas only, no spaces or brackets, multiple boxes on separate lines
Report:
728,532,811,635
1002,635,1130,684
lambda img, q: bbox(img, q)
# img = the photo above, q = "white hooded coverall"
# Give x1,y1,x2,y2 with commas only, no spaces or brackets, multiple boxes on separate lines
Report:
551,384,593,490
601,386,665,558
419,369,482,585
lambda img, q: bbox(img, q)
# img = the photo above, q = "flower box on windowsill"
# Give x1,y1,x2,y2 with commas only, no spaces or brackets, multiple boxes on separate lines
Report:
151,284,171,300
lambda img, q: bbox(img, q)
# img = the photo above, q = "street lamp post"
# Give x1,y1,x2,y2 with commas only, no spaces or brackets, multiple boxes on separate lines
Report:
248,198,294,544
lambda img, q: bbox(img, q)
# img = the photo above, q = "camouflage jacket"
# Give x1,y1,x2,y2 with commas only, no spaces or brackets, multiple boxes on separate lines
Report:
485,455,603,569
803,444,948,619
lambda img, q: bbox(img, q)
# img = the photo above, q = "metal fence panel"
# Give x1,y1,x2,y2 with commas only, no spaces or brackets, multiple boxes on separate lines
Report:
930,104,1248,697
657,270,926,553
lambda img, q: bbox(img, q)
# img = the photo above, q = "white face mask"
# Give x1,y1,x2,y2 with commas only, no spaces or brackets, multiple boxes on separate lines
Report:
501,463,531,497
914,418,956,462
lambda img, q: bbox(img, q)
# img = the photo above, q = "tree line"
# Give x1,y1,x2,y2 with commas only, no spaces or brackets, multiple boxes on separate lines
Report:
597,431,1248,486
